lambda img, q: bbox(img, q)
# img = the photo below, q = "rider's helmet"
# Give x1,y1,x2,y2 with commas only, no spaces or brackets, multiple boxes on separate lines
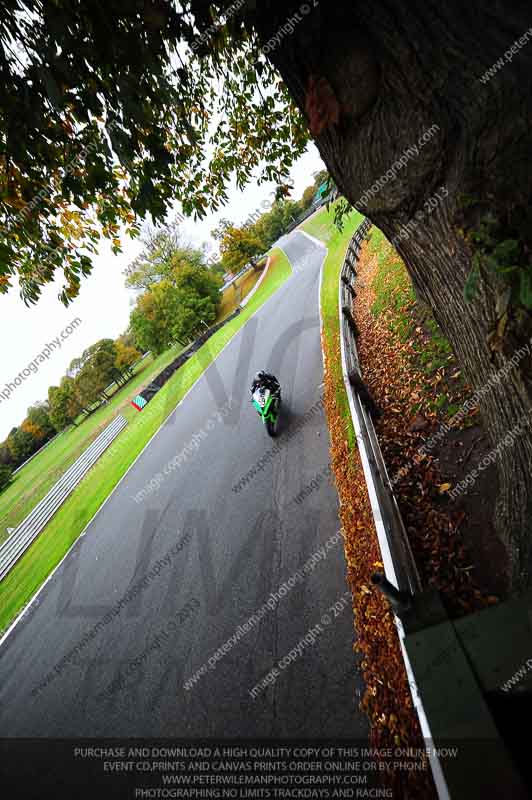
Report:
254,370,266,384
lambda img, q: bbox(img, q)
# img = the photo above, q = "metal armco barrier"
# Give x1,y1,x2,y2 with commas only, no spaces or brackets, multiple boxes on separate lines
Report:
339,220,528,799
0,415,128,582
339,218,421,597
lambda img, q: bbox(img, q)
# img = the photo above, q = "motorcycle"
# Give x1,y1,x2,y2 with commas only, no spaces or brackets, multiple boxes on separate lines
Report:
252,385,281,437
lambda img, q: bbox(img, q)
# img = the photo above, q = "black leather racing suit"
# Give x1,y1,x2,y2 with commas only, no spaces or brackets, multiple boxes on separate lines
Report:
250,373,281,399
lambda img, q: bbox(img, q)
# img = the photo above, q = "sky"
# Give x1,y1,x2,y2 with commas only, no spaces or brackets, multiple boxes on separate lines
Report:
0,143,325,441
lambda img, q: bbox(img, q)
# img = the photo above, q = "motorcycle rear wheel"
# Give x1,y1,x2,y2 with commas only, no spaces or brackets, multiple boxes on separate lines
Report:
266,417,277,437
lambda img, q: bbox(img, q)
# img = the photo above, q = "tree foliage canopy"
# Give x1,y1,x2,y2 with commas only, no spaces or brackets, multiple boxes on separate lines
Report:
0,0,308,305
212,197,303,271
4,401,55,466
130,261,222,354
130,281,182,356
48,377,82,432
300,169,331,209
214,222,265,272
123,220,207,291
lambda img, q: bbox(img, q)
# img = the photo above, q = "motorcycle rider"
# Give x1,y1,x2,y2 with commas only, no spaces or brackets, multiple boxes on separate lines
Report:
250,370,281,400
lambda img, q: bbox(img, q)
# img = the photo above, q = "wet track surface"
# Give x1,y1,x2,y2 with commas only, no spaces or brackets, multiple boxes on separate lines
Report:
0,230,367,738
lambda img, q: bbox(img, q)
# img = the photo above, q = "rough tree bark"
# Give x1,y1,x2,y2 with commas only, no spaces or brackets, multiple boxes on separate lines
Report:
245,1,532,593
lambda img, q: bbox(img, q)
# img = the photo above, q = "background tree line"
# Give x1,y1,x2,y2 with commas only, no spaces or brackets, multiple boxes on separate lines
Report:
125,221,224,356
0,334,141,491
212,170,329,272
126,170,331,356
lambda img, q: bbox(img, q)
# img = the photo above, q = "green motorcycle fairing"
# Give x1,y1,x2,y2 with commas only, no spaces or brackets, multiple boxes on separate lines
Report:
252,387,278,425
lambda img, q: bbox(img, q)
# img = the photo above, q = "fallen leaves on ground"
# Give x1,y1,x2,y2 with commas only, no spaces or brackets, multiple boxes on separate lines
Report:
353,243,496,617
321,236,500,798
322,335,435,799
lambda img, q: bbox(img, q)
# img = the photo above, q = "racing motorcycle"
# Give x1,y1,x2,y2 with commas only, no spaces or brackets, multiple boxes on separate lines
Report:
252,385,281,437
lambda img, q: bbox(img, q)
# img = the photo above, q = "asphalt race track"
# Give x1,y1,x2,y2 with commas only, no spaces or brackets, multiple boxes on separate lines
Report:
0,230,367,740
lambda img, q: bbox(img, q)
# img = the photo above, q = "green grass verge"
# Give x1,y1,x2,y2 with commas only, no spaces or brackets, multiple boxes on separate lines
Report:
310,205,365,448
0,247,291,633
299,201,345,245
0,345,189,544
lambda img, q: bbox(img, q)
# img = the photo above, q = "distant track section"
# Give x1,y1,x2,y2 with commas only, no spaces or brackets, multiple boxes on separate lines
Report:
0,415,128,582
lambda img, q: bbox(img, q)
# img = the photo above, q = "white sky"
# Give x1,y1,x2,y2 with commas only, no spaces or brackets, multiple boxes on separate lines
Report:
0,143,324,440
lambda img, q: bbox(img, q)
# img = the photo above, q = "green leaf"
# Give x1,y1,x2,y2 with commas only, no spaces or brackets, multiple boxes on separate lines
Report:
464,264,481,302
519,269,532,308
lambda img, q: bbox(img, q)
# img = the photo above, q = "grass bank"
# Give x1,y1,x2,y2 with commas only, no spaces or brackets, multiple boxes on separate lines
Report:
0,346,189,544
298,203,345,245
216,262,264,321
367,228,465,417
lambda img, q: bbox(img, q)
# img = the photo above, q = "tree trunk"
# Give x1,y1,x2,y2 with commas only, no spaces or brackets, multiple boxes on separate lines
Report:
249,0,532,592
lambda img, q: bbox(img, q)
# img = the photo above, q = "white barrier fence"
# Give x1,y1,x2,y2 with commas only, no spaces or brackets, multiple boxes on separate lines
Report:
0,415,128,582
